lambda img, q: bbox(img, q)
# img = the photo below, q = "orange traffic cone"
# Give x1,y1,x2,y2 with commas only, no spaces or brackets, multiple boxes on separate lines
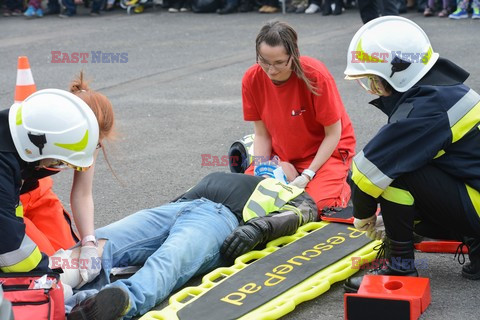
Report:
14,56,37,104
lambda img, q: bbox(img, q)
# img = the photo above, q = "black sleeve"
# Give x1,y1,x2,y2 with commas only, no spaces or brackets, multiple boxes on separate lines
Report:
32,253,53,273
181,172,263,217
0,152,27,253
0,152,49,272
351,183,378,219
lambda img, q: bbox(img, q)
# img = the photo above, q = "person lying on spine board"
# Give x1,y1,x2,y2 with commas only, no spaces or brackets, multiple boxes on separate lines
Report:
56,172,317,320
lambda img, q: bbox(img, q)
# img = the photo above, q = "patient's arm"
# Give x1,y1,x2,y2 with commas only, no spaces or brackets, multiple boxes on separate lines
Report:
69,239,107,259
50,239,107,289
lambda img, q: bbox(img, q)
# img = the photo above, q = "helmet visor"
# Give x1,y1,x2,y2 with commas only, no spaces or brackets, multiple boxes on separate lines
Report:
38,159,91,172
36,142,101,172
355,75,386,95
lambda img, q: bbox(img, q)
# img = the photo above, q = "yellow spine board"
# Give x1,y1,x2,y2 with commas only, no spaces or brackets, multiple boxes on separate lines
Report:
140,222,380,320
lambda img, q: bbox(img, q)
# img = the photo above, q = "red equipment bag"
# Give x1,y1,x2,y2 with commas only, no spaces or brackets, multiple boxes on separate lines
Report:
0,272,65,320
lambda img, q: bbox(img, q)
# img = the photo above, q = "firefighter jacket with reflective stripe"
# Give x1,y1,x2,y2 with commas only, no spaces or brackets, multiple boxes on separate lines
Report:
352,63,480,219
180,172,318,240
0,109,50,272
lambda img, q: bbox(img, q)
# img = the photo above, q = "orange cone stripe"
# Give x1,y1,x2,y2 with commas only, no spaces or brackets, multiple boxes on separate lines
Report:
14,56,37,103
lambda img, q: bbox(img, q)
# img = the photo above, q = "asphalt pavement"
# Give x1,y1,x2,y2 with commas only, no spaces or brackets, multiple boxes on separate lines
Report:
1,6,479,320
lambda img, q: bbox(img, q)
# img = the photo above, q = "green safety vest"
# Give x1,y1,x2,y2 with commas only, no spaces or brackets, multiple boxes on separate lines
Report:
243,178,304,223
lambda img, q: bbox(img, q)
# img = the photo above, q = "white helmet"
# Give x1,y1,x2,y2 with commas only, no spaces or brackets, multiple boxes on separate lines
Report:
8,89,99,168
344,16,439,92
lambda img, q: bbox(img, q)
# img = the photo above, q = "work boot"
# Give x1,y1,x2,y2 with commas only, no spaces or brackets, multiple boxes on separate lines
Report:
460,237,480,280
343,238,418,293
67,287,129,320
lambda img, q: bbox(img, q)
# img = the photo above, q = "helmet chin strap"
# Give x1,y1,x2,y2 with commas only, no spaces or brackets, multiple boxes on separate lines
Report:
356,76,389,96
367,77,387,96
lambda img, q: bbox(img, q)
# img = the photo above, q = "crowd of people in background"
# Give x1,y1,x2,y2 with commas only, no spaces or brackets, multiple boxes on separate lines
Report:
0,0,479,19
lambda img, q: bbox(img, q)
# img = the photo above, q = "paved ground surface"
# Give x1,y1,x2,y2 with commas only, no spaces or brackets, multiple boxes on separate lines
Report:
1,6,479,320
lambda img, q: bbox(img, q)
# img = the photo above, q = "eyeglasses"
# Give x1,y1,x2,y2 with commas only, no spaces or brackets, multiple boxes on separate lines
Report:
356,75,386,95
257,55,291,71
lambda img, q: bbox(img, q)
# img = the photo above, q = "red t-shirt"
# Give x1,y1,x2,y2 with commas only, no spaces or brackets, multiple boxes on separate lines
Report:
242,56,355,163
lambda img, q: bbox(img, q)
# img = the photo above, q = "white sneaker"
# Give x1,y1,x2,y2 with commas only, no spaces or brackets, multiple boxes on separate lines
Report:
305,3,320,13
168,7,179,12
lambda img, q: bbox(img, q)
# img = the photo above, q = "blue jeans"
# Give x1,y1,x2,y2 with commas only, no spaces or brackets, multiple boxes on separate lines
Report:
65,198,239,319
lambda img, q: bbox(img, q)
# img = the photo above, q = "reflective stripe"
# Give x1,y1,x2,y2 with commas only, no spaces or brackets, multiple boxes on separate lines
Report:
1,247,42,273
243,179,303,222
257,185,286,208
447,89,480,127
352,151,392,198
246,200,267,218
422,47,433,65
451,101,480,143
352,162,384,198
433,149,445,159
381,186,414,205
54,130,89,151
16,69,35,86
239,134,255,166
0,235,42,272
447,90,480,143
16,104,23,125
15,204,24,218
0,247,42,273
466,184,480,219
355,39,387,63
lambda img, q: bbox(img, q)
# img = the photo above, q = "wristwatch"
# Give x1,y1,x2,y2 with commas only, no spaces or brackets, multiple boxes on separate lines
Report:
302,169,316,181
81,235,98,247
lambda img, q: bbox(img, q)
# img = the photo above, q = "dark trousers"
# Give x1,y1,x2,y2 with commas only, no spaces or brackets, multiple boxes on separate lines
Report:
5,0,23,10
261,0,279,6
379,165,480,242
47,0,61,12
357,0,399,23
62,0,104,14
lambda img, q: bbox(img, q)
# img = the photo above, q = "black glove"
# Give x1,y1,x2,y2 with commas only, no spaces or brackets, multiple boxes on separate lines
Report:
221,223,265,261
